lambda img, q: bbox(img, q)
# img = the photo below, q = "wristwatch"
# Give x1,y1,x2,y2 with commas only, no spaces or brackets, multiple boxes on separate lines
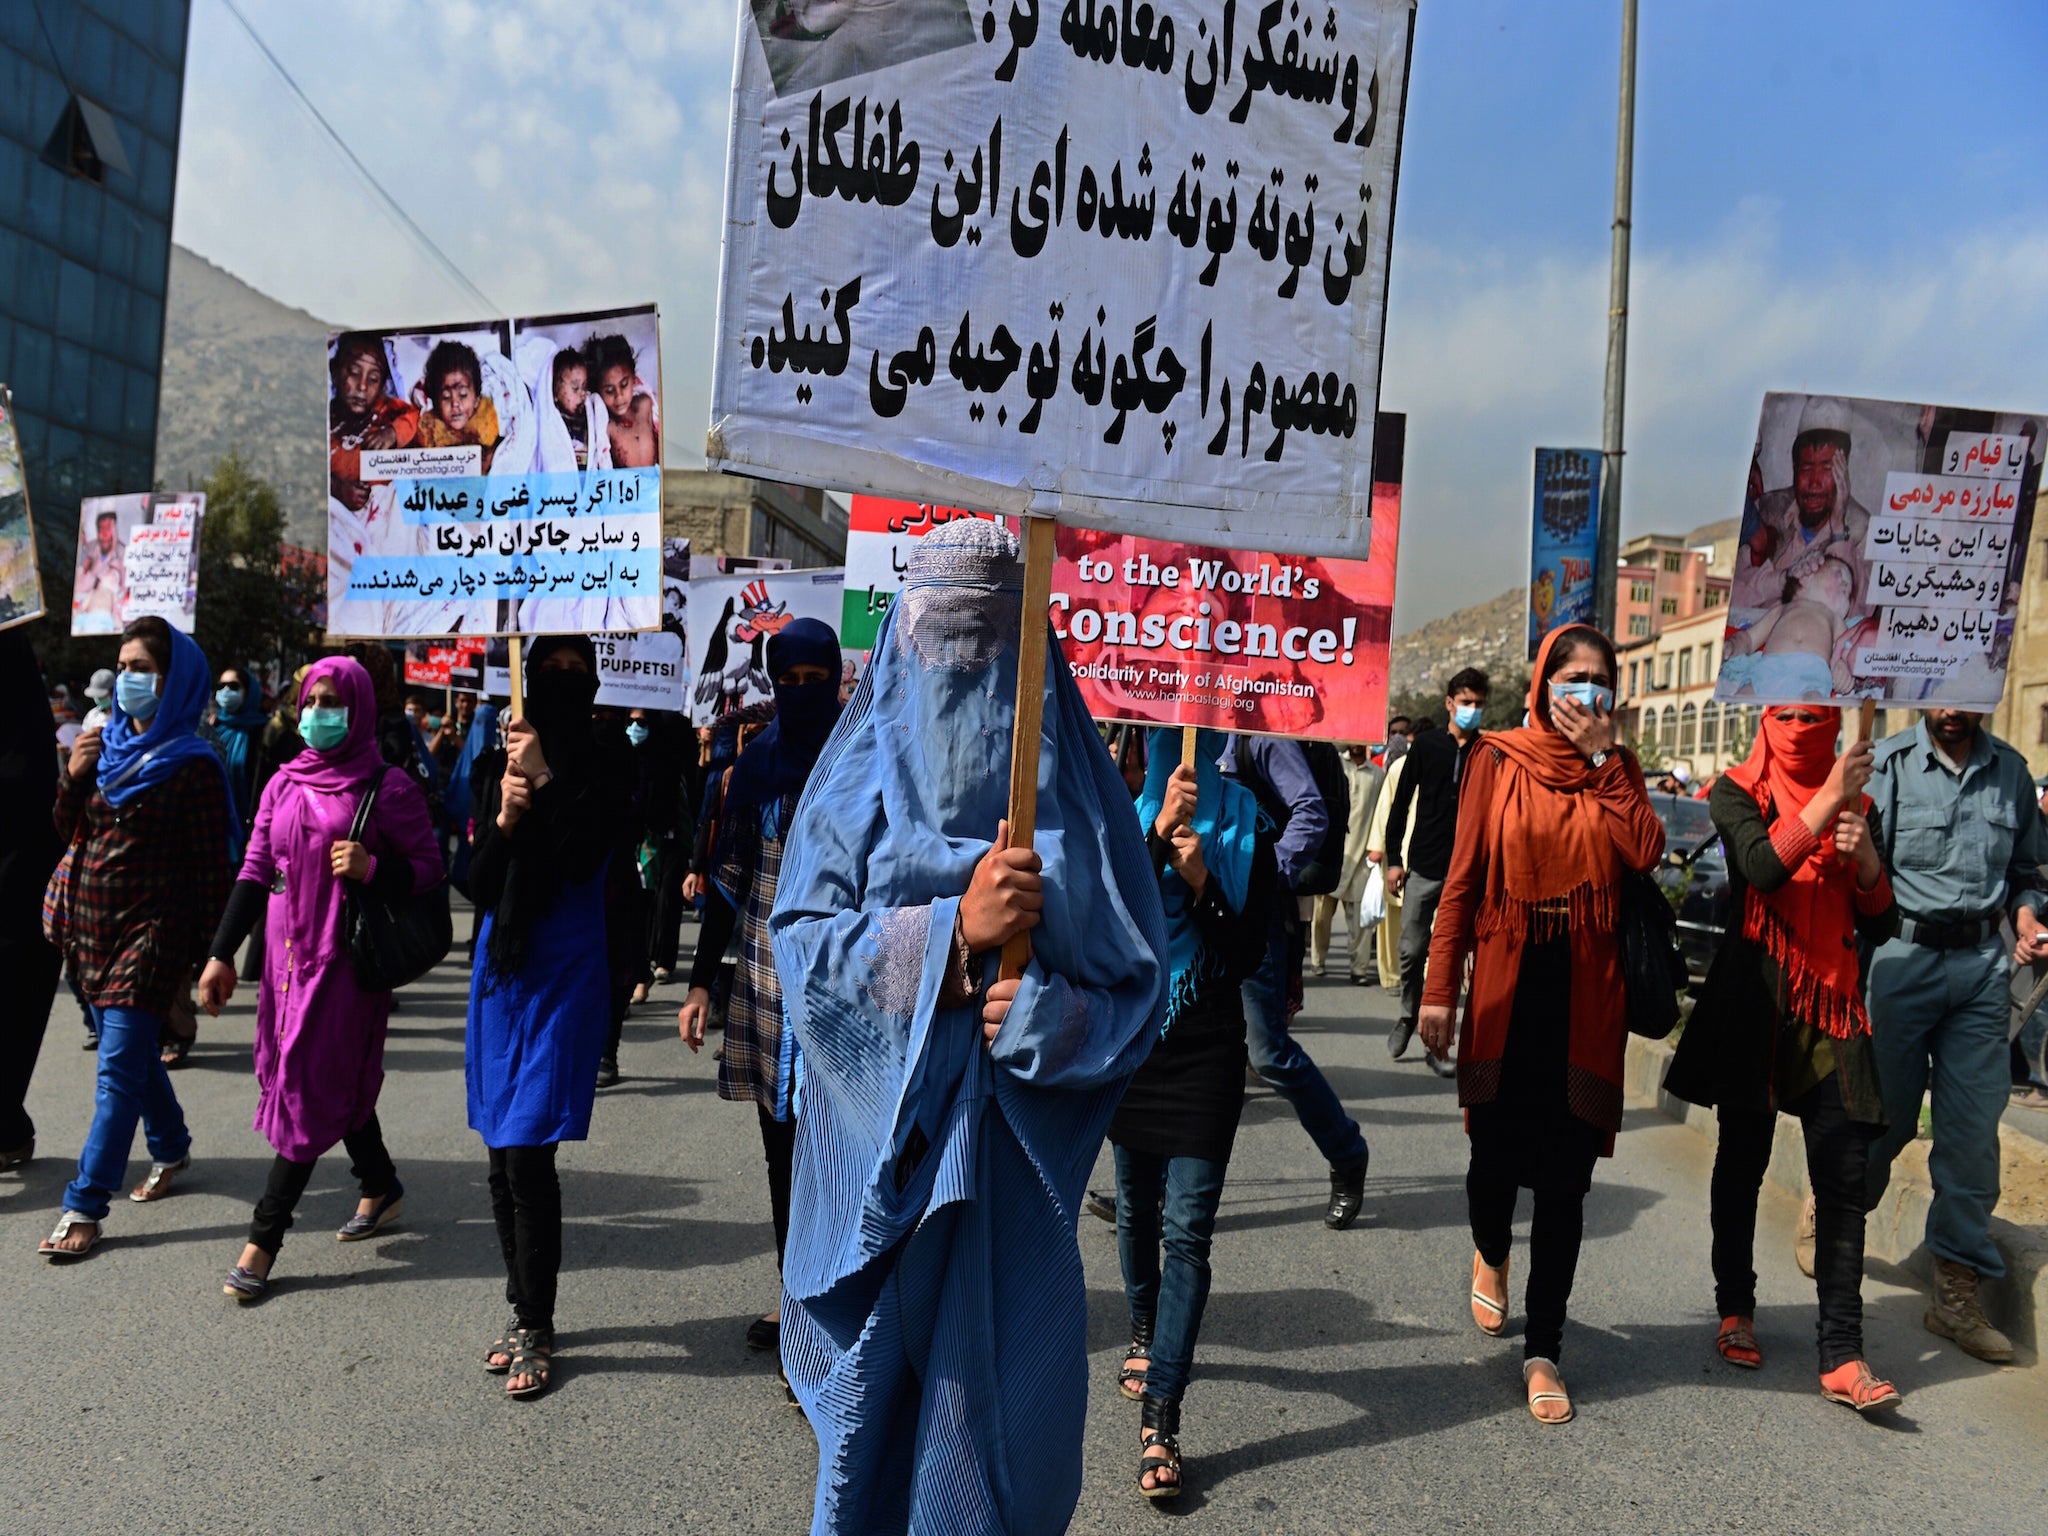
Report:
1588,749,1610,770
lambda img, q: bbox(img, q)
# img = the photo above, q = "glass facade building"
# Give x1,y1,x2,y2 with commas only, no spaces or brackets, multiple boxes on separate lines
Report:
0,2,190,614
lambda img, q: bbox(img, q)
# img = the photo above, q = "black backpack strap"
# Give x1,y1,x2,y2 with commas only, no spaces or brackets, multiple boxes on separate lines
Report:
348,771,382,843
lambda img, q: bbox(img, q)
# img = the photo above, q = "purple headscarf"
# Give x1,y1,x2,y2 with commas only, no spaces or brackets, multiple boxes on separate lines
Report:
271,656,385,794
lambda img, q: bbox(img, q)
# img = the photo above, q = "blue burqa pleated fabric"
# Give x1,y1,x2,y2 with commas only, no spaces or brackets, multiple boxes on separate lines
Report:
770,518,1167,1536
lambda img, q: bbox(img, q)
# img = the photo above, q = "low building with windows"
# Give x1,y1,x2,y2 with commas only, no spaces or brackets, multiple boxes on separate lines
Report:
1617,604,1759,781
1614,532,1732,642
661,469,848,568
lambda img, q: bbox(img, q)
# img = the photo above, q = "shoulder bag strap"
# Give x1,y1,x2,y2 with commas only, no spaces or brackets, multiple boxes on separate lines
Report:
348,772,382,844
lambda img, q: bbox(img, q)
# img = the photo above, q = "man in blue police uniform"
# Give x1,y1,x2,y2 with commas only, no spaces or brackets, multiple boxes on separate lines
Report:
1865,708,2048,1364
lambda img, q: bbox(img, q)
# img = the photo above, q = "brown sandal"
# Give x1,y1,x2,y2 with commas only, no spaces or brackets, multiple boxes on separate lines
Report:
1716,1315,1761,1369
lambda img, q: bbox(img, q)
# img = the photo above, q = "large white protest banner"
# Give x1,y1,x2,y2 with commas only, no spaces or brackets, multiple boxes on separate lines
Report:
709,0,1415,560
1717,392,2044,709
326,306,663,638
688,566,848,725
72,492,204,636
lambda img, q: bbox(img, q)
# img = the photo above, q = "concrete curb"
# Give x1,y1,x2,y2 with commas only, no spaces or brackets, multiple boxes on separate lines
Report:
1624,1033,2048,1357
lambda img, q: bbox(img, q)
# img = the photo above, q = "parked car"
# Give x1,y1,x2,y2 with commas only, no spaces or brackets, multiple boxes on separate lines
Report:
1647,792,1728,983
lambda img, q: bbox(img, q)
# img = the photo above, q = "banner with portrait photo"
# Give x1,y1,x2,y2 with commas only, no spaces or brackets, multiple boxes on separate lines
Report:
709,0,1416,560
1527,447,1601,662
325,305,663,639
1049,413,1402,739
0,386,43,631
71,492,204,636
687,566,849,725
1718,392,2044,709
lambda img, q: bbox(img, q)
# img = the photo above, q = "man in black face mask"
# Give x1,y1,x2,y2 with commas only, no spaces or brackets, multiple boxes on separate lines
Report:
677,618,843,1387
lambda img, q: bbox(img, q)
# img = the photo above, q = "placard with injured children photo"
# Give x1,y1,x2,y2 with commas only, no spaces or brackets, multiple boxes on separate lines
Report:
1717,391,2044,709
326,305,663,640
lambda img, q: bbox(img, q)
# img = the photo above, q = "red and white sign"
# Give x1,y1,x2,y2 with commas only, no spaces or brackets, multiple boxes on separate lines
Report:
403,641,485,689
1049,478,1401,742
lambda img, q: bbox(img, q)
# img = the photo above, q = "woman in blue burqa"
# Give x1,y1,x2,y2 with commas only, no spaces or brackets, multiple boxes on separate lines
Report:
770,518,1168,1535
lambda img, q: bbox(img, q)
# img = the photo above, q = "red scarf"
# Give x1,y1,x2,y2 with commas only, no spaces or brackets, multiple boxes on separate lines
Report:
1721,710,1870,1039
1475,629,1622,942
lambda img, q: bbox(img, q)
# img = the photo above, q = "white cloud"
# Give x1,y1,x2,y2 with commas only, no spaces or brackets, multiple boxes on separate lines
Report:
1383,207,2048,629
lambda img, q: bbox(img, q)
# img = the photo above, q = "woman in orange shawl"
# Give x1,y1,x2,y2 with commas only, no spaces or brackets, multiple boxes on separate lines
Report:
1664,707,1900,1413
1419,624,1663,1424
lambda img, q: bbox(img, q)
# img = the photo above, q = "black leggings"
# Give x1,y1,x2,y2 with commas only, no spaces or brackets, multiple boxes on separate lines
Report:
247,1113,398,1256
488,1143,562,1332
1466,1107,1603,1363
1711,1074,1875,1372
759,1104,794,1272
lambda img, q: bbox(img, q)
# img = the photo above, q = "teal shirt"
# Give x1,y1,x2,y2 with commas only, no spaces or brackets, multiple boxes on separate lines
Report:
1870,722,2048,923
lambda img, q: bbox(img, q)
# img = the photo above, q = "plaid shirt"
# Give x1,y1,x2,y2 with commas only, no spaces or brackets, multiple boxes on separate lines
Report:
714,797,791,1115
46,759,233,1014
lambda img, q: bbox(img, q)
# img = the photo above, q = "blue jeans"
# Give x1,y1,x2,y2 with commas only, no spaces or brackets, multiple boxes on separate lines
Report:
64,1006,190,1223
1115,1146,1229,1403
1241,908,1368,1168
1864,937,2010,1279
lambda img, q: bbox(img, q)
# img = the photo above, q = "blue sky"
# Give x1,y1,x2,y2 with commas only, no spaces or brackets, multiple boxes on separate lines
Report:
170,0,2048,627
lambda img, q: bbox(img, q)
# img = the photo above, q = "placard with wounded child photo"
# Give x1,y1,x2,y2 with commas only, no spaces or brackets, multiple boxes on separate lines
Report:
1716,391,2044,709
326,306,664,640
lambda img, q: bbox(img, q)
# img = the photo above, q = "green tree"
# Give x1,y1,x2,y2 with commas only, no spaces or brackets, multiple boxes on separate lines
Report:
193,452,322,687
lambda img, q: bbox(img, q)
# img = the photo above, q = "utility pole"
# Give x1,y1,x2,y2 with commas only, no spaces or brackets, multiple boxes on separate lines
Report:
1595,0,1637,637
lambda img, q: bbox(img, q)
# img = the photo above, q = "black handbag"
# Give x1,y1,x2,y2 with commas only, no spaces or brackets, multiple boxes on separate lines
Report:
1618,865,1688,1040
343,775,453,992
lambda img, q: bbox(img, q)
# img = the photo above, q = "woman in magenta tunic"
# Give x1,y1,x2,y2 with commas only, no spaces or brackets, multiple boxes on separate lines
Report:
198,656,443,1301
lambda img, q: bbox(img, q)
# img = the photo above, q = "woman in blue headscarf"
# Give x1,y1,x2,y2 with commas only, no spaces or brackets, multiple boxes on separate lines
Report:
679,617,841,1374
38,617,234,1261
1112,727,1276,1499
768,519,1167,1536
209,661,269,831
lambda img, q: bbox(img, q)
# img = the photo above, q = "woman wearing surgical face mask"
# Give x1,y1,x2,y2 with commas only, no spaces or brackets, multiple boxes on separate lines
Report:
37,617,236,1263
465,635,627,1399
197,658,445,1302
210,665,269,833
1417,624,1665,1424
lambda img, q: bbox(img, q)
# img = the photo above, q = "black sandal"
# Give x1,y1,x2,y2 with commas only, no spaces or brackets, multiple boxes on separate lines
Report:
1118,1317,1154,1402
483,1319,523,1374
1138,1396,1183,1501
506,1328,555,1399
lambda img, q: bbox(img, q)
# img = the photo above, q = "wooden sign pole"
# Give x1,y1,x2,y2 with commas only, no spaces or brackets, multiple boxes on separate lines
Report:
1181,724,1199,770
1000,517,1059,982
1856,699,1876,743
508,635,525,720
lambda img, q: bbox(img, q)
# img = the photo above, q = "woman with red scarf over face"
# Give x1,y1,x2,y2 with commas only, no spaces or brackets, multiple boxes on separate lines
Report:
1418,625,1664,1425
1664,706,1900,1414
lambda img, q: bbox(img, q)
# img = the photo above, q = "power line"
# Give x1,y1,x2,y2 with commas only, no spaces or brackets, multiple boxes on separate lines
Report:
212,0,501,316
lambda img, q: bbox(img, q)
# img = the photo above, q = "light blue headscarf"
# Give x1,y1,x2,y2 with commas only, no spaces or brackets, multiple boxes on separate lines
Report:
1133,725,1261,1034
769,517,1166,1536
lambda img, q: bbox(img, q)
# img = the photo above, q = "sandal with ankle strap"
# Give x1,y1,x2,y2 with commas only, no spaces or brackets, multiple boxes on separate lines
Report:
1716,1315,1761,1369
1118,1318,1155,1402
1523,1357,1574,1425
483,1318,524,1374
1820,1360,1901,1415
1137,1396,1182,1500
505,1328,555,1399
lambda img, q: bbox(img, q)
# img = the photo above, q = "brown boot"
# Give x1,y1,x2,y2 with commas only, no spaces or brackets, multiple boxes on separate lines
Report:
1924,1259,2013,1363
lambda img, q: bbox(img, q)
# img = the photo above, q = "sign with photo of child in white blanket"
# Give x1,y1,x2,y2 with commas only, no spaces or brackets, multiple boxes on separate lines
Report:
325,304,663,638
1717,392,2044,709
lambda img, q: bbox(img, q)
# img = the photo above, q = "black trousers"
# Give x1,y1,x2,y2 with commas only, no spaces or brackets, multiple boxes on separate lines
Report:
1711,1075,1875,1372
759,1103,794,1272
247,1113,398,1256
1467,1106,1603,1364
0,927,61,1150
650,845,687,974
488,1142,561,1332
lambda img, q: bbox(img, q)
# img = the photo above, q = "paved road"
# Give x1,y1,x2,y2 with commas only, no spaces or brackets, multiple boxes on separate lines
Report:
8,928,2047,1535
